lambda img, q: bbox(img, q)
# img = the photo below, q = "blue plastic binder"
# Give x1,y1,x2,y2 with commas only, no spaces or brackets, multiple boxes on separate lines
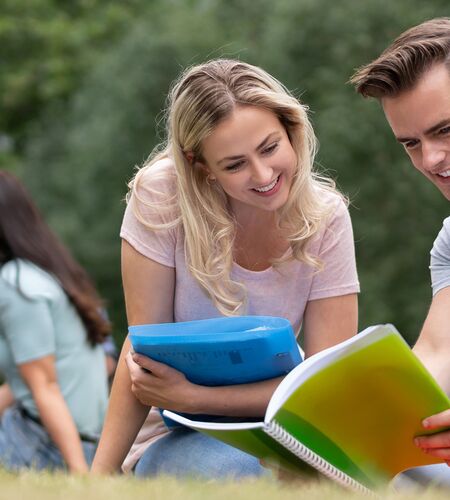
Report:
128,316,302,387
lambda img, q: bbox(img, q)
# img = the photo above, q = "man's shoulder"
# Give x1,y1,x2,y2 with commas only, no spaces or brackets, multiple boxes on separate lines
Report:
434,217,450,249
430,217,450,296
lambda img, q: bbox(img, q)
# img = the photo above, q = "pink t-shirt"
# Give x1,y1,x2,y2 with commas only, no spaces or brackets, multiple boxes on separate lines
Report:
120,158,360,471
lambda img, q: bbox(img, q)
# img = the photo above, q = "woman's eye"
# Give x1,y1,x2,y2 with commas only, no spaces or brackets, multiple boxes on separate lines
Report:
262,142,279,155
225,161,244,171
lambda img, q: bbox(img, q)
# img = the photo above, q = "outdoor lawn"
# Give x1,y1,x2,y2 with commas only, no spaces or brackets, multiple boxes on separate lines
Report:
1,470,449,500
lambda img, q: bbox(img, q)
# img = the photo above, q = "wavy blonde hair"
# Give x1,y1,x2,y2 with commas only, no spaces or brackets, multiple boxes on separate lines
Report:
129,59,344,315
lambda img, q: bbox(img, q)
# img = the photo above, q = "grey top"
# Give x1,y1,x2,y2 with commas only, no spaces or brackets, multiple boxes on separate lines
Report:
430,217,450,296
0,259,108,436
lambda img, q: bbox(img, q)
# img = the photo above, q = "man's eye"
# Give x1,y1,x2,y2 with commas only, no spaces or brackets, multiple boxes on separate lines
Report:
403,140,419,150
438,126,450,136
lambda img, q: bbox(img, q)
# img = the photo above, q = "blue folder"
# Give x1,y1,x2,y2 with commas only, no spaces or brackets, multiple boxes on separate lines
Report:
128,316,302,387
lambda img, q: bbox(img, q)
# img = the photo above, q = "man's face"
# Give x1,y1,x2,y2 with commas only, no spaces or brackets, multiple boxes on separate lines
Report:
382,63,450,200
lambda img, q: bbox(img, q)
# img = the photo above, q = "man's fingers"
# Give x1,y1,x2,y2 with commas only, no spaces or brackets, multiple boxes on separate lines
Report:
415,431,450,450
423,409,450,430
421,447,450,461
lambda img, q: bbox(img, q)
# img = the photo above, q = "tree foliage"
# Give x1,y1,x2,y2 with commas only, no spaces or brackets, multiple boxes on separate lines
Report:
3,0,448,344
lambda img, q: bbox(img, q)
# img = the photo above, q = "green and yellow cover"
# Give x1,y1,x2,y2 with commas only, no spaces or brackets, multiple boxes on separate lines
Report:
164,324,450,493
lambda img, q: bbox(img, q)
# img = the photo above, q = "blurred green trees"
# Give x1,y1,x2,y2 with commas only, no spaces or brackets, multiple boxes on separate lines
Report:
2,0,448,344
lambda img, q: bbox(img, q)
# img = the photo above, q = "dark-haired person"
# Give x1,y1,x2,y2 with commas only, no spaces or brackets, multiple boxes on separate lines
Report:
351,18,450,484
0,171,110,472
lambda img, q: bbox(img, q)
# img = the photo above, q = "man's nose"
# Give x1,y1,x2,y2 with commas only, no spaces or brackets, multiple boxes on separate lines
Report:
421,141,446,172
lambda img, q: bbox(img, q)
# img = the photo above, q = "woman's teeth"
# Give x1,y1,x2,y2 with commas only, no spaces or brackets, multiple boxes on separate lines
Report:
254,176,278,192
437,169,450,178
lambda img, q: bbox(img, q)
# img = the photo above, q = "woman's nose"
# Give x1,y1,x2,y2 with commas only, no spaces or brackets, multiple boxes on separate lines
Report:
250,159,273,186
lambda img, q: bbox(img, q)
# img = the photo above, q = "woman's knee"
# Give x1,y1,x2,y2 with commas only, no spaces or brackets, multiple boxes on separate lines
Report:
134,428,267,479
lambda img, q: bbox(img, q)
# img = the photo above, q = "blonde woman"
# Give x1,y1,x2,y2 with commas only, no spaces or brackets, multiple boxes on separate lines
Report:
92,59,359,478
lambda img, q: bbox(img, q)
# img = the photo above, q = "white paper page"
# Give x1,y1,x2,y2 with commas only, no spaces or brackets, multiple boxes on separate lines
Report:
162,410,265,431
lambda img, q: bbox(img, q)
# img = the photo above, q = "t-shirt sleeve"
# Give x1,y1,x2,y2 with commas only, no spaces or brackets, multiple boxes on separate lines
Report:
308,198,360,300
430,217,450,296
1,291,56,364
120,160,178,268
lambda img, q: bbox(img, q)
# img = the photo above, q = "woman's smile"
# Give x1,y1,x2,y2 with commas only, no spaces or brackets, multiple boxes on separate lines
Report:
199,105,297,216
251,174,282,195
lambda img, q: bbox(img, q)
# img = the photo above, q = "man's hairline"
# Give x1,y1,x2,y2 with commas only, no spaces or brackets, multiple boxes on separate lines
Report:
369,61,450,105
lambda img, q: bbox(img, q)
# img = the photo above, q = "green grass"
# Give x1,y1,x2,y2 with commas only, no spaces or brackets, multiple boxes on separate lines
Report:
1,471,449,500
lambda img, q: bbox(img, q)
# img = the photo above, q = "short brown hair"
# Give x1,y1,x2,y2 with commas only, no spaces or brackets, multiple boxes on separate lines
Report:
350,17,450,98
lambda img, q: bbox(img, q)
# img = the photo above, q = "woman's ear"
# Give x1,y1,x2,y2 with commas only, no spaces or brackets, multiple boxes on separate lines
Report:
196,160,216,182
183,151,195,164
184,151,217,182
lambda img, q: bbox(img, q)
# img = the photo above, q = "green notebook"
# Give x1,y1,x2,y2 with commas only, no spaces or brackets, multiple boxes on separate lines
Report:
164,324,450,494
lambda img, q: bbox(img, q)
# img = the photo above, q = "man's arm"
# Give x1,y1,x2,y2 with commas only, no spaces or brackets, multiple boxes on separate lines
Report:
413,287,450,464
413,287,450,394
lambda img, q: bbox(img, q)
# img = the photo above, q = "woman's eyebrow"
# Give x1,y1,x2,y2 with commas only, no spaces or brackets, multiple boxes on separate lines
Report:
217,132,279,165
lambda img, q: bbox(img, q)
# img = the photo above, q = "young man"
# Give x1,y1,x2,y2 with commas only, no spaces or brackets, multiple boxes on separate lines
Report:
351,18,450,484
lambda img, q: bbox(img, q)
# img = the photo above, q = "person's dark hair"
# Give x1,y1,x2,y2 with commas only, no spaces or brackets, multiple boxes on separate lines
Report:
0,171,110,345
351,17,450,98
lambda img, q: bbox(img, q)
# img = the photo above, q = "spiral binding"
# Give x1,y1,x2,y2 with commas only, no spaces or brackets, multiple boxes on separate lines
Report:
265,421,376,496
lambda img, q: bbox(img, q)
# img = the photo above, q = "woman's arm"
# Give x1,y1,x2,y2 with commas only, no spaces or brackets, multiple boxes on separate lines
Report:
91,240,176,473
115,254,357,427
125,294,358,416
126,351,281,417
0,383,15,417
18,355,88,473
91,337,150,473
299,198,358,358
118,241,278,420
302,293,358,357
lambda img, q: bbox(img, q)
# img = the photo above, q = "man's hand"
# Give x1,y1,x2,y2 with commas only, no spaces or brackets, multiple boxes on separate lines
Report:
414,409,450,465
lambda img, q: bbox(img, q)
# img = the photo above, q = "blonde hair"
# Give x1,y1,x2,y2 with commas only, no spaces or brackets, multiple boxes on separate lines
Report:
129,59,343,315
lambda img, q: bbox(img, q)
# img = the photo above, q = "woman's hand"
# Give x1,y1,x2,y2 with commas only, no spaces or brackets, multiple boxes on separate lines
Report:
125,351,198,413
414,409,450,465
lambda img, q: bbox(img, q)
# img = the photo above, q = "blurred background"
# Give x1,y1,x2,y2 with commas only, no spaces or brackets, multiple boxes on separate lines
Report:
1,0,448,347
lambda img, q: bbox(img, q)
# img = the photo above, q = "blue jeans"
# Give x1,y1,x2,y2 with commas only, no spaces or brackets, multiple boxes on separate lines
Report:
134,427,269,479
0,406,97,471
397,464,450,488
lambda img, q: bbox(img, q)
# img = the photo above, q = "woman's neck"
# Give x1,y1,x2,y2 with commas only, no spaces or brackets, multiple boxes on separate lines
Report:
233,210,290,271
